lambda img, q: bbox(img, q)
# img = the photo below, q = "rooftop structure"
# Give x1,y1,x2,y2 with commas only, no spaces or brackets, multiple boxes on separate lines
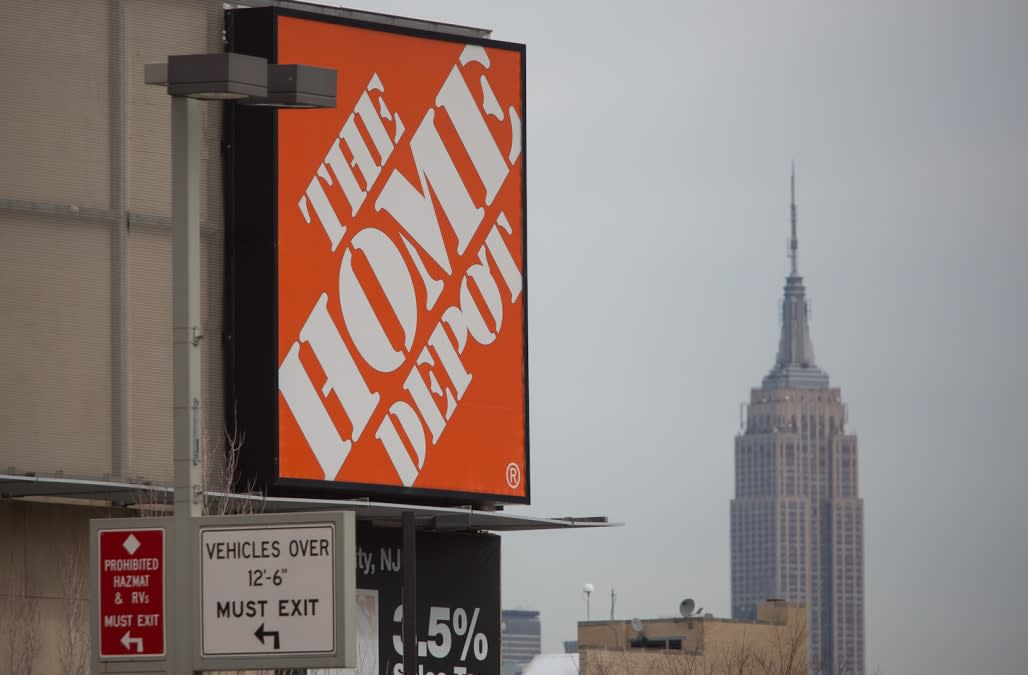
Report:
577,599,807,675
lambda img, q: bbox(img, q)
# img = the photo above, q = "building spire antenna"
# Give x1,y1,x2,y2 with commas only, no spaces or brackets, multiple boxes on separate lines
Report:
790,162,798,277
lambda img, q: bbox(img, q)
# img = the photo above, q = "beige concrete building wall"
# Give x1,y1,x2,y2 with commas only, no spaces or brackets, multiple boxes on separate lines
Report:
580,618,704,653
0,212,114,476
0,0,112,209
122,0,227,486
0,3,227,672
0,500,132,673
0,0,226,487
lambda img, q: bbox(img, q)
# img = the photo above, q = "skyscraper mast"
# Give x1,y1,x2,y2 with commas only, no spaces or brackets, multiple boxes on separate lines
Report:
790,162,799,278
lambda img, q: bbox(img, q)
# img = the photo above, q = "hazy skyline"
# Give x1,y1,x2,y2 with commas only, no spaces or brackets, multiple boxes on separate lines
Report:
340,2,1027,673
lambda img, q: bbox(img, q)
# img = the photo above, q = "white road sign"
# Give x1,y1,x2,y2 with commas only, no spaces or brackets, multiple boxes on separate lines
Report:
200,523,337,657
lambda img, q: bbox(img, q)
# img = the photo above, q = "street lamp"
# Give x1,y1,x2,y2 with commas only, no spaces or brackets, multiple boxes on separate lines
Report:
167,52,268,98
583,583,595,621
145,53,337,103
144,52,335,675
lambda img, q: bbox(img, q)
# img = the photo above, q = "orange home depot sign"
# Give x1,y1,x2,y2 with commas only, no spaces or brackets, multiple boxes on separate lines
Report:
227,8,527,503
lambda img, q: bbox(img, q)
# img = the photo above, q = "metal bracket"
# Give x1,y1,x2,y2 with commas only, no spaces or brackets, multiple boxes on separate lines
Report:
192,398,201,466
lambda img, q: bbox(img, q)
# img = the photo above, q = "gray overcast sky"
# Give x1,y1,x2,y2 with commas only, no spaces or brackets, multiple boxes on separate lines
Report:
342,2,1027,673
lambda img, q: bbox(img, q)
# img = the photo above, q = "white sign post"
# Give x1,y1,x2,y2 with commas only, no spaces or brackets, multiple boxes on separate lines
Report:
192,511,355,672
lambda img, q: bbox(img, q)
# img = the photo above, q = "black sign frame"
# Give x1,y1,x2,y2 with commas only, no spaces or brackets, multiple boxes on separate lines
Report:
223,6,530,506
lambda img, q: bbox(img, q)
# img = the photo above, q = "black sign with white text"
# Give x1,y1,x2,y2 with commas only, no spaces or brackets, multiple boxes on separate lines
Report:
354,526,500,675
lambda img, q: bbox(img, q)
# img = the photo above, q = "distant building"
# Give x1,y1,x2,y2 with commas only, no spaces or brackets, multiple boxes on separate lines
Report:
730,172,866,674
577,599,807,674
502,609,543,675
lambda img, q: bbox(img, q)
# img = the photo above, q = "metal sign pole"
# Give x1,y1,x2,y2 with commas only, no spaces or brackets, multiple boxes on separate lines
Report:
402,512,417,675
171,92,203,675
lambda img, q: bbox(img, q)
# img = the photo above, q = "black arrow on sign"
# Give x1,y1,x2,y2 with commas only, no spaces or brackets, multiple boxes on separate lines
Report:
254,623,281,650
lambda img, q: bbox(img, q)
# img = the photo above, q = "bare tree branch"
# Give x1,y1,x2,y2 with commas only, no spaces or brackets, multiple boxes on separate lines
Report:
3,548,40,675
59,541,89,674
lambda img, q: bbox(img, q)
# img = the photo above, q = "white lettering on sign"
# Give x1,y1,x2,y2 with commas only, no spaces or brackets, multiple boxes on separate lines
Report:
103,557,160,572
200,524,336,657
355,544,411,576
104,614,133,628
280,42,524,486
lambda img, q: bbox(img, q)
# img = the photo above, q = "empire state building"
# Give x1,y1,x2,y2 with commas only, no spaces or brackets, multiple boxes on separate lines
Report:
730,172,865,675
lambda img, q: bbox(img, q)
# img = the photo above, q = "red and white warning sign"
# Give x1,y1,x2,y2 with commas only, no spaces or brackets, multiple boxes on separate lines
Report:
98,527,166,658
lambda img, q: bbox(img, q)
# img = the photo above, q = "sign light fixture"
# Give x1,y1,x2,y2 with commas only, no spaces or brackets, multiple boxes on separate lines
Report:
250,64,338,108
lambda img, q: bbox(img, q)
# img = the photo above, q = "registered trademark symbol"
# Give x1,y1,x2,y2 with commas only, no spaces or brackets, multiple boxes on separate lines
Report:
505,462,521,489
